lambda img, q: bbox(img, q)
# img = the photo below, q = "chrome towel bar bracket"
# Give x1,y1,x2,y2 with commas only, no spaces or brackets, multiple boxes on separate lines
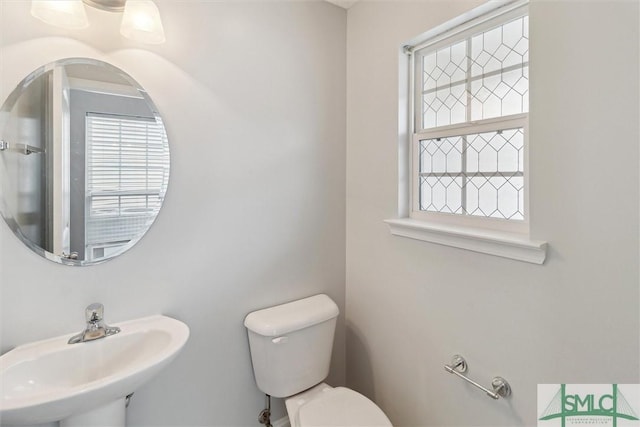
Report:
0,140,44,155
444,355,511,400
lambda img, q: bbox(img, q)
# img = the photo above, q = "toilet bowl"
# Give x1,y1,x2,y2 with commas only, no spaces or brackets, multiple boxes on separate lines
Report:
244,294,392,427
285,383,391,427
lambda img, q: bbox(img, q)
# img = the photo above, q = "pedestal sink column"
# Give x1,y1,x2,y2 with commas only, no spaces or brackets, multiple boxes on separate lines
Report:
60,398,126,427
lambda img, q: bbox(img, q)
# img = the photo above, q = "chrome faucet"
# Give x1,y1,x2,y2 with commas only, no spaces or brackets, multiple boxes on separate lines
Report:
68,303,121,344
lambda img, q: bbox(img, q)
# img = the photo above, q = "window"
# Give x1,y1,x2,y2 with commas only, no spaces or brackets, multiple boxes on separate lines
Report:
85,113,169,261
386,1,546,264
411,2,528,232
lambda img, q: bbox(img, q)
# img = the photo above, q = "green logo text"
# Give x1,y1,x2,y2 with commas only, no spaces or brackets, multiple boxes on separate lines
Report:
539,384,639,427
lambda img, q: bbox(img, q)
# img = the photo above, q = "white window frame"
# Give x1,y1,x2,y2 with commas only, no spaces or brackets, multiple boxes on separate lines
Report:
411,116,529,234
386,0,547,264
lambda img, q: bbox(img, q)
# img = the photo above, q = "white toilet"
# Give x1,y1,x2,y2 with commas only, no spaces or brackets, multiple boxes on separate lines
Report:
244,294,392,427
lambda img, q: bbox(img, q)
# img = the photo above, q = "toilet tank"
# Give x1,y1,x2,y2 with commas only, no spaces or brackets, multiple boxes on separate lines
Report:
244,294,339,398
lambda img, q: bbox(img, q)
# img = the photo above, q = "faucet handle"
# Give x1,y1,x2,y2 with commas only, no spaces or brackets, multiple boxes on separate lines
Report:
85,303,104,323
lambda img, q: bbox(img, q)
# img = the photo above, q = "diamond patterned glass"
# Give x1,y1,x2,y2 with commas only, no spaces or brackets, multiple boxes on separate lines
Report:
419,128,524,220
421,16,528,129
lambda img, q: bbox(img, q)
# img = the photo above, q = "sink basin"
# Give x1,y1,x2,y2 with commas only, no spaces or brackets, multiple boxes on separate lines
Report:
0,315,189,425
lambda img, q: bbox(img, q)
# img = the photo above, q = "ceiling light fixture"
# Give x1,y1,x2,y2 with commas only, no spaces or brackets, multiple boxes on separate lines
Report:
83,0,127,12
120,0,166,44
30,0,166,44
31,1,89,30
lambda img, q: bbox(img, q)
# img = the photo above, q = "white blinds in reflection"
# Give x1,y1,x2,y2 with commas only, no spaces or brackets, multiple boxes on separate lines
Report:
85,113,169,254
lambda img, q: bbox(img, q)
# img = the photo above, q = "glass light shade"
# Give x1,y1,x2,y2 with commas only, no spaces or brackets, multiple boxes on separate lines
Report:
31,0,89,29
120,0,165,44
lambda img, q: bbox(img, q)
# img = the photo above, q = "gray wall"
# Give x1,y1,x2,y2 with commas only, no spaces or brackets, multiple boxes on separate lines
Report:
0,1,346,425
345,0,639,426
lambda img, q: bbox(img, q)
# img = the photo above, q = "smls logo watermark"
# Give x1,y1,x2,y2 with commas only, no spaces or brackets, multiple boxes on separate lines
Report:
538,384,640,427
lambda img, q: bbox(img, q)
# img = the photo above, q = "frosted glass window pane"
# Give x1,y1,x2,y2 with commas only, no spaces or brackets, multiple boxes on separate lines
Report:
423,52,437,92
420,176,463,214
420,15,528,128
423,82,467,128
420,137,463,174
419,129,524,220
464,175,524,220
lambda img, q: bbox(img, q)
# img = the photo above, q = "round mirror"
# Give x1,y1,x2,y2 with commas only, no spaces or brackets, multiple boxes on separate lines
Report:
0,58,170,266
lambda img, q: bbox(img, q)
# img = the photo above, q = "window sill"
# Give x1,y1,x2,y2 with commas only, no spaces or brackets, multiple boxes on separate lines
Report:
384,218,547,264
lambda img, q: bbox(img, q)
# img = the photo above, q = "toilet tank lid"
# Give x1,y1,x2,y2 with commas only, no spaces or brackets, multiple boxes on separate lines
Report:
244,294,339,337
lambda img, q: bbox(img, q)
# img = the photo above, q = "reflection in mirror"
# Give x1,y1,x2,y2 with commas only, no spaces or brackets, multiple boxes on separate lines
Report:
0,58,170,266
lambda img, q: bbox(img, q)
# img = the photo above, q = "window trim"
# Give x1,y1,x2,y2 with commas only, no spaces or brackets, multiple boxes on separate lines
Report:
407,0,529,56
385,0,547,264
384,217,547,264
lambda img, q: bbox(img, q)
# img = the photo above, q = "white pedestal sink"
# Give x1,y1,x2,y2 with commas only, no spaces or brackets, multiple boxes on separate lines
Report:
0,315,189,426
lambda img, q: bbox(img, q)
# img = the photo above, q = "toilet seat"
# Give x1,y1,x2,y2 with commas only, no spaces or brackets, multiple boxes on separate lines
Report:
289,385,392,427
